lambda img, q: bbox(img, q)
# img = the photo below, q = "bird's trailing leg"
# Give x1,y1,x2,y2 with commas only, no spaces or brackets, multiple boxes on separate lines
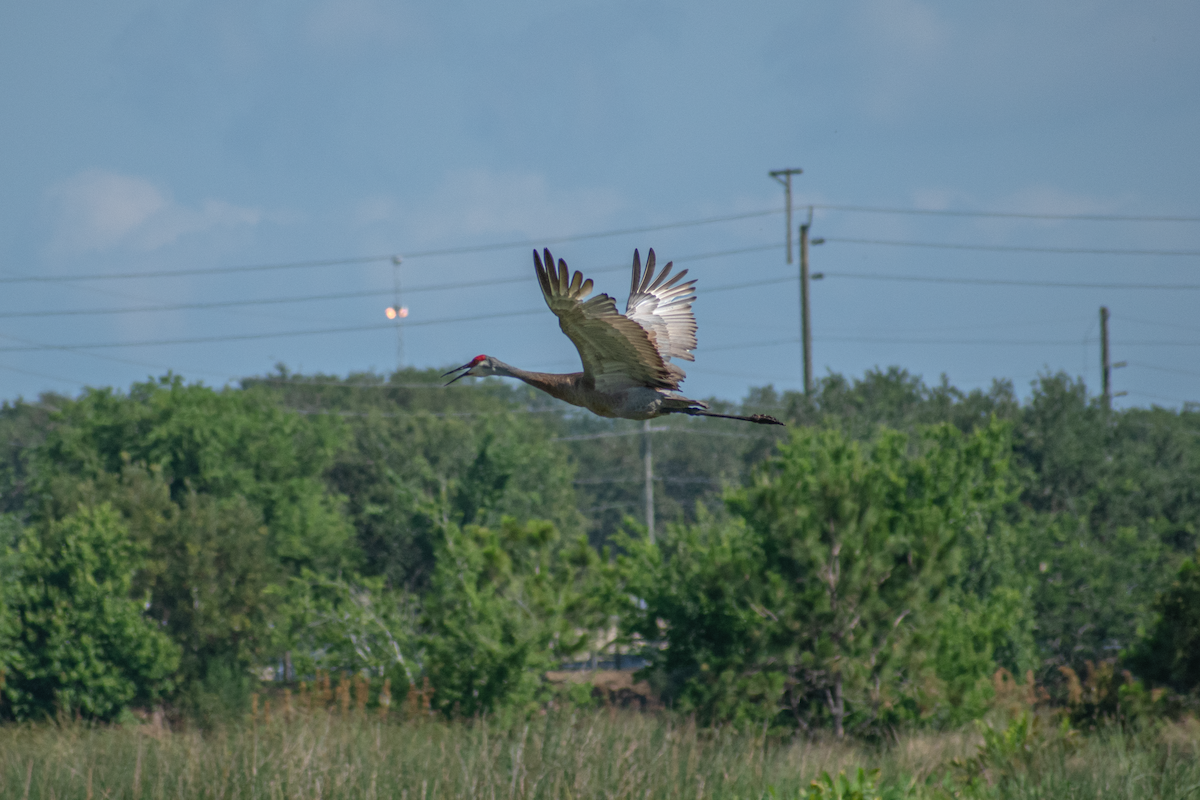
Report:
674,408,786,426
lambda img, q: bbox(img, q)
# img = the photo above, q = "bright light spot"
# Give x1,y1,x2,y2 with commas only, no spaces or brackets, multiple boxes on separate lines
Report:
385,307,397,319
398,307,409,318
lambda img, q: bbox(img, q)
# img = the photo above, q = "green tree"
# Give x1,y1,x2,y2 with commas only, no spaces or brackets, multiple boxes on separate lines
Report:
1,504,179,721
32,375,355,576
617,511,786,727
422,517,601,718
23,376,358,711
623,420,1023,734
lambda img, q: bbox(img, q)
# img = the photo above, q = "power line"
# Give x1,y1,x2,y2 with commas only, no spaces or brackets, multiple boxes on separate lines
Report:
0,209,783,285
1125,390,1195,405
702,335,1200,350
0,309,548,353
823,237,1200,257
1126,361,1200,379
812,204,1200,223
10,280,1200,354
0,243,785,320
823,272,1200,290
0,361,84,387
0,330,231,378
6,201,1196,288
1111,314,1200,333
9,202,1197,289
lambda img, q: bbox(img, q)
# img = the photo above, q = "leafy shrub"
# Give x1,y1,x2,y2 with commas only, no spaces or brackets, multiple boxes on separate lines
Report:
421,518,600,718
1,505,179,720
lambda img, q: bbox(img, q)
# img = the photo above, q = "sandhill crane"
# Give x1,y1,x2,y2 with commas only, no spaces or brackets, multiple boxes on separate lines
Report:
444,248,784,426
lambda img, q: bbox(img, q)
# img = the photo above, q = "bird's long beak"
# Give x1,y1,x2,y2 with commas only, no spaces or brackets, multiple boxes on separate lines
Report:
442,362,474,386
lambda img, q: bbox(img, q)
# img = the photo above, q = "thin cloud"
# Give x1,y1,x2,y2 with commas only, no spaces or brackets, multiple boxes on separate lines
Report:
47,169,261,255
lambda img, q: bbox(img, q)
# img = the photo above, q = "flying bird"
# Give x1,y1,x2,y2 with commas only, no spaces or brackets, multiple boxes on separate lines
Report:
444,248,784,426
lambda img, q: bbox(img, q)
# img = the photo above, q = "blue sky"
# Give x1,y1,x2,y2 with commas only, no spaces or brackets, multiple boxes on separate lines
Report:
2,1,1198,408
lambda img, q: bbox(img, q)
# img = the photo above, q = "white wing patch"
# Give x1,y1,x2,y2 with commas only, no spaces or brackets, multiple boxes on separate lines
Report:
625,249,697,364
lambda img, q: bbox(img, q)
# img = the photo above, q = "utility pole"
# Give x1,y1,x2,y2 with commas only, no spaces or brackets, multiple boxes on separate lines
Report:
800,212,814,395
388,256,407,371
769,168,803,263
643,420,655,543
1100,306,1111,410
1099,306,1128,410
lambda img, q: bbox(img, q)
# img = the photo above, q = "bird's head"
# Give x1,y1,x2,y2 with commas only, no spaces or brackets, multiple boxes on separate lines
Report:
443,354,501,385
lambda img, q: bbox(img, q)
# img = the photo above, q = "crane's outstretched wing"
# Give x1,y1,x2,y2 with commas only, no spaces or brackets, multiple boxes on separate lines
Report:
534,248,684,391
625,248,697,364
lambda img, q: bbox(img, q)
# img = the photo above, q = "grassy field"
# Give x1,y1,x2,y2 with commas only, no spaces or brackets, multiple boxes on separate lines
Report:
0,709,1198,799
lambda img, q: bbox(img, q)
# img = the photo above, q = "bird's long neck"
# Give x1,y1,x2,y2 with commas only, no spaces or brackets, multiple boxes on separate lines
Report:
491,359,582,404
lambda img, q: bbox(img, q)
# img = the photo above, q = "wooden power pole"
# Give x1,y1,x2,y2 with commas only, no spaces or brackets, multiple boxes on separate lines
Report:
800,215,814,395
769,168,803,263
643,419,655,543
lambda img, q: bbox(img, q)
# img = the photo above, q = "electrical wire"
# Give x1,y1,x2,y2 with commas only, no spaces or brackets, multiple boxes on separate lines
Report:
0,243,785,320
1125,391,1195,405
823,237,1200,257
0,330,232,378
701,335,1200,350
5,201,1200,391
9,263,1197,322
5,200,1196,287
821,272,1200,290
811,204,1200,223
1127,362,1200,378
1111,314,1200,333
0,361,84,387
0,309,548,353
0,209,783,285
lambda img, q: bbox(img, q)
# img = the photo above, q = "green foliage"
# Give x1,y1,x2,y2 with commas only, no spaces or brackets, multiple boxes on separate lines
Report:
624,421,1027,732
1016,375,1200,674
793,768,908,800
0,515,20,691
618,511,786,727
250,368,584,590
422,517,601,718
54,458,290,704
1129,548,1200,694
952,712,1080,793
13,376,362,712
31,375,355,576
2,363,1199,732
1028,514,1170,678
750,768,912,800
273,569,417,685
924,589,1037,727
0,395,64,517
0,505,179,720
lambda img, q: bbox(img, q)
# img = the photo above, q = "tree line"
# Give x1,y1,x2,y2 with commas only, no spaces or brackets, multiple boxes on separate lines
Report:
0,365,1197,732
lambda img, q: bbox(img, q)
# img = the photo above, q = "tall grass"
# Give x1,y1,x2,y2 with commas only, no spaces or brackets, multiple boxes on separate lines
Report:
0,710,1197,799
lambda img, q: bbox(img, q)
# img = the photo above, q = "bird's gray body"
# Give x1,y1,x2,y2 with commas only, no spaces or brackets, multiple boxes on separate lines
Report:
444,248,783,427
